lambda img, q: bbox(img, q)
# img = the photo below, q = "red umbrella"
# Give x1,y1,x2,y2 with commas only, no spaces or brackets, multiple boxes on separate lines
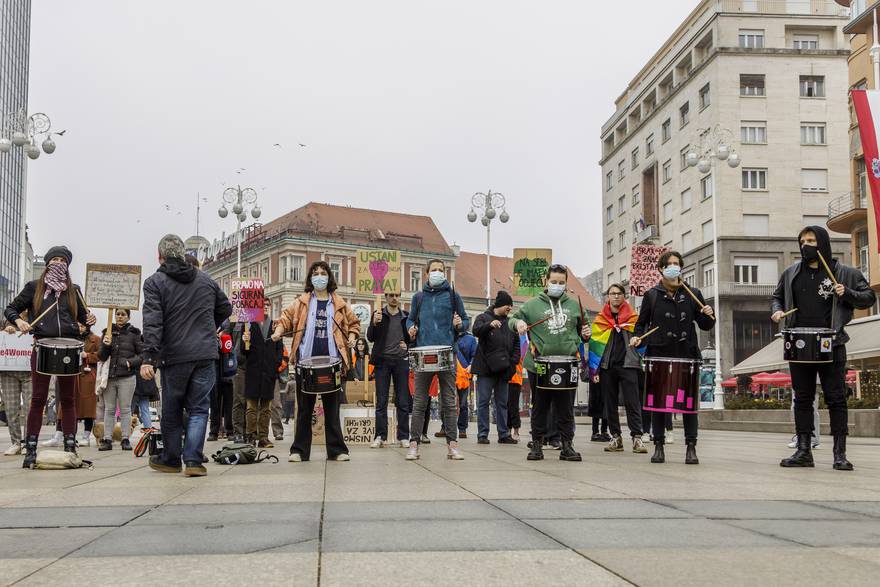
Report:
721,377,738,388
751,371,792,385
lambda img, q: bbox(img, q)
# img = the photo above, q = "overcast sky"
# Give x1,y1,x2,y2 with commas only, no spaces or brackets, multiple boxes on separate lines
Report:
27,0,697,291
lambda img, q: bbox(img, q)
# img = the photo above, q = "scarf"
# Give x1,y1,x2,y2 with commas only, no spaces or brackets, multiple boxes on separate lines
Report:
298,293,338,360
43,262,69,299
588,301,639,374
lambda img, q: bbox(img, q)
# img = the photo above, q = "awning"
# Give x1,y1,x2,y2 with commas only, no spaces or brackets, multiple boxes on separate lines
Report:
731,315,880,375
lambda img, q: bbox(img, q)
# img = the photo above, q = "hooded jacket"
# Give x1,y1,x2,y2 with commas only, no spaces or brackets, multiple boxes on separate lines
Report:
507,291,589,373
771,225,876,346
405,280,470,347
142,257,232,367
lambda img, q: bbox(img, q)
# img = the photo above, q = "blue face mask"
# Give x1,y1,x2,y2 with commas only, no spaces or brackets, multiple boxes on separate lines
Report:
311,275,329,291
547,283,566,298
428,271,446,287
662,266,682,280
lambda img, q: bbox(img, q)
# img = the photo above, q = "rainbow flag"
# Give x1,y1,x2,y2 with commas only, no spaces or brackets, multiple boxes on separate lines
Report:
588,301,640,376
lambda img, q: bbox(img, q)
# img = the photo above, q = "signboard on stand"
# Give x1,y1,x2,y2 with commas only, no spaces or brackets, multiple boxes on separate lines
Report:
513,248,552,297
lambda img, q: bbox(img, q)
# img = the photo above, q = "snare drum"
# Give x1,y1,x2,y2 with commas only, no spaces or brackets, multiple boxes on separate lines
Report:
295,356,343,395
782,328,835,364
35,337,83,377
643,357,701,414
409,345,454,373
533,355,579,391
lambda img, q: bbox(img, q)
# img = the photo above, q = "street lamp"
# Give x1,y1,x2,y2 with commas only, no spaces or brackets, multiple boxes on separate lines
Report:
467,190,510,304
0,109,63,160
685,125,741,410
218,185,261,276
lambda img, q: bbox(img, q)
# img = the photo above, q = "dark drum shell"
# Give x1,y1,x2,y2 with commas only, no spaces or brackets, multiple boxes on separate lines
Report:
782,328,835,364
643,357,701,414
35,337,83,377
534,355,579,391
296,356,343,395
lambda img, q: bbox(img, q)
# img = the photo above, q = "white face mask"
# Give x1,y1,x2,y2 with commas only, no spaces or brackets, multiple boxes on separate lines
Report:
428,271,446,287
547,283,566,298
311,275,329,291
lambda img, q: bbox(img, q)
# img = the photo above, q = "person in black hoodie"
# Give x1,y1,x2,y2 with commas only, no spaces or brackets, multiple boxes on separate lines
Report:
471,291,520,444
632,251,715,465
367,292,412,448
5,246,96,467
97,308,144,451
141,234,231,477
773,226,876,471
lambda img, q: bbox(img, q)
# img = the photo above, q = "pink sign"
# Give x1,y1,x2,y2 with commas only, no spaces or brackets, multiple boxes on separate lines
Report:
629,244,669,297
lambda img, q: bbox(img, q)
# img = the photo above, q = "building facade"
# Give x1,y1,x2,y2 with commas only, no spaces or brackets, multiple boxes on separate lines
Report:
0,0,31,309
600,0,852,378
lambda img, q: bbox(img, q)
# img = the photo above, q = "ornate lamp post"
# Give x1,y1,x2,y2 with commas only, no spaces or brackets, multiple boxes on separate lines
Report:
0,109,63,160
218,185,261,276
467,190,510,304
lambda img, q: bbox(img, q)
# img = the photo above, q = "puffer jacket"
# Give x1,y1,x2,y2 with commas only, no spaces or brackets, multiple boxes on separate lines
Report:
98,323,144,378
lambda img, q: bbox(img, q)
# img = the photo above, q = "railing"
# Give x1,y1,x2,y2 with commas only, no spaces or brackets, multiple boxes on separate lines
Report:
718,282,776,297
717,0,849,16
828,192,864,220
636,225,659,243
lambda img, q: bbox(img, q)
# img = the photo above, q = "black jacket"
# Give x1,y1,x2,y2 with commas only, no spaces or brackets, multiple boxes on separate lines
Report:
98,323,144,378
242,320,283,401
634,283,714,360
366,308,411,365
5,280,88,340
771,226,876,346
471,309,519,377
142,258,232,367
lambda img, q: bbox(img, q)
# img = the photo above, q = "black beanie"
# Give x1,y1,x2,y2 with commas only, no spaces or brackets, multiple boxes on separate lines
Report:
45,245,72,265
494,290,513,308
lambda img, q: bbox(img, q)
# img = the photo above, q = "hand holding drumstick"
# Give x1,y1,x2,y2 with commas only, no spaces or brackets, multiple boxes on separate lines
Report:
630,326,659,348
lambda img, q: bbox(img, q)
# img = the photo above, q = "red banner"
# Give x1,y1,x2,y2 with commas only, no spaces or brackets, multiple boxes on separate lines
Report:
850,90,880,252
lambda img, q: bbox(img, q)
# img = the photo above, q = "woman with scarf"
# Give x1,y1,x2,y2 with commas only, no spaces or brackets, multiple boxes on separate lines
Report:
4,246,95,467
272,260,360,462
588,283,648,455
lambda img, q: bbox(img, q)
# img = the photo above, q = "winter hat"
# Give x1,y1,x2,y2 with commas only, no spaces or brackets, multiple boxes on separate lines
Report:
44,245,72,265
493,290,513,308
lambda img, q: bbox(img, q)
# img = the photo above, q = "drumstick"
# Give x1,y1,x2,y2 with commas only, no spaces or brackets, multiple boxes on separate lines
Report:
780,308,798,319
638,326,660,342
678,280,715,322
25,300,59,328
816,251,839,286
526,314,554,331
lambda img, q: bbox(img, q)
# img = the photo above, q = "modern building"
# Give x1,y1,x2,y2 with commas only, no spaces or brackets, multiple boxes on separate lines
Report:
0,0,31,309
599,0,852,380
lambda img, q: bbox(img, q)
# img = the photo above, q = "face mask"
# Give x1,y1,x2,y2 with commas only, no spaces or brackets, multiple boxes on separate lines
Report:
547,283,566,298
311,275,329,291
662,266,682,280
801,244,819,262
428,271,446,287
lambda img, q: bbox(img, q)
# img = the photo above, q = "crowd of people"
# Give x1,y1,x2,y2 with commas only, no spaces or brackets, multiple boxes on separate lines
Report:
1,224,874,475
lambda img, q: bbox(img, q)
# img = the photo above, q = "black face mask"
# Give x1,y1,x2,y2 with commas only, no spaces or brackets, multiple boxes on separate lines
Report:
801,244,819,263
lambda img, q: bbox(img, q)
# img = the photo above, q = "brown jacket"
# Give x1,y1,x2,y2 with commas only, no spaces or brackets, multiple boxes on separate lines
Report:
75,333,101,420
278,292,361,372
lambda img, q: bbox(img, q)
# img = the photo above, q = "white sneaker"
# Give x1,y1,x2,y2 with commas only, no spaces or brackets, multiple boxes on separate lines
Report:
397,440,407,448
405,441,420,460
447,442,464,460
666,430,675,445
812,437,821,449
41,432,63,447
334,453,350,461
4,443,22,456
787,435,798,449
79,431,91,447
370,438,385,449
288,453,302,462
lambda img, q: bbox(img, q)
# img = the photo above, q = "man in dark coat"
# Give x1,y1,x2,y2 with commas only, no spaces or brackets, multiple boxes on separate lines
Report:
242,296,284,447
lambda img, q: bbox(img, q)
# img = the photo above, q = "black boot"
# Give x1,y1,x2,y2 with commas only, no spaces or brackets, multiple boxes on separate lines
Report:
685,440,699,465
651,440,665,463
780,433,814,467
63,433,77,454
22,435,37,469
559,440,582,462
832,435,853,471
527,437,544,461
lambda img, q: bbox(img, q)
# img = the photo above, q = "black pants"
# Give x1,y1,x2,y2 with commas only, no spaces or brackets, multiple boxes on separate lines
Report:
374,358,411,441
210,378,234,436
790,357,848,436
651,412,696,442
529,372,575,443
591,417,608,434
601,366,643,437
293,387,348,460
508,382,522,430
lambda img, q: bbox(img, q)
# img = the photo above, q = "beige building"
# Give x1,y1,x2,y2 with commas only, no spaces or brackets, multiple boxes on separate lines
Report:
600,0,852,380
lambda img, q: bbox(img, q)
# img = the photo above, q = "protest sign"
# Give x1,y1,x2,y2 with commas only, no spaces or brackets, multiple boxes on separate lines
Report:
356,249,401,295
85,264,142,309
0,332,33,371
513,248,552,297
629,244,669,297
230,279,265,323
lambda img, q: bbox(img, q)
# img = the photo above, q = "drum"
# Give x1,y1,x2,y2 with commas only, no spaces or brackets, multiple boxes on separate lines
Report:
295,356,344,395
35,337,83,377
409,345,454,373
782,328,835,364
534,355,579,391
643,357,701,414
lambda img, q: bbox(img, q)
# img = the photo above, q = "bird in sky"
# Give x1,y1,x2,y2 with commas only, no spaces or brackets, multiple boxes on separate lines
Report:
298,143,307,147
273,143,282,148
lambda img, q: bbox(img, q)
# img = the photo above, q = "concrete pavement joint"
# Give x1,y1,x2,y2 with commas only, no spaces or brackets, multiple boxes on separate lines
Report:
316,459,328,587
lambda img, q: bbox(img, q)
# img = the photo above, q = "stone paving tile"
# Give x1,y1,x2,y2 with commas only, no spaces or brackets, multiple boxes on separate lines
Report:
0,558,56,587
323,499,510,522
130,502,321,526
0,505,150,528
8,486,188,508
492,498,690,520
0,527,112,559
659,499,863,520
809,500,880,518
725,519,880,547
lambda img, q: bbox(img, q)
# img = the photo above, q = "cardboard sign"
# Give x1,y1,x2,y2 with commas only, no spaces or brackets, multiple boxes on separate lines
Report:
341,406,395,445
85,264,142,309
629,244,669,297
0,331,33,371
356,249,401,295
513,248,552,297
230,278,265,323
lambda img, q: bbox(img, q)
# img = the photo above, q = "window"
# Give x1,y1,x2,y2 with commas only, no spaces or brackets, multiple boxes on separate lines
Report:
618,194,626,216
733,257,778,284
699,83,710,109
290,255,305,282
701,175,714,200
606,204,613,224
800,75,825,98
662,160,672,183
683,271,696,287
793,34,818,50
741,121,767,144
801,168,828,192
618,160,626,180
681,188,693,211
800,123,826,145
607,272,615,285
682,230,694,252
742,168,767,190
632,184,640,206
646,134,655,156
857,158,868,207
703,264,715,287
620,265,629,282
606,171,613,191
330,261,342,284
663,200,672,224
280,256,287,282
738,29,764,48
804,215,830,229
702,219,714,243
679,102,690,127
680,145,691,170
262,261,269,282
606,239,614,258
661,118,671,142
631,148,639,170
857,230,870,279
740,74,765,96
743,214,770,236
618,230,627,251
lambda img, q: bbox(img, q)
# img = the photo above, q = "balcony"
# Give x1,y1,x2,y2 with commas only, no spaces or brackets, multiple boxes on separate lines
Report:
718,0,849,16
827,192,867,234
636,225,659,243
718,282,777,297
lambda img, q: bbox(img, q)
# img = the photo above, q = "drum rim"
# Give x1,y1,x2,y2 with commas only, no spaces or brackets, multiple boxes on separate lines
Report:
36,337,84,348
781,327,836,334
410,345,453,352
298,355,342,367
644,357,702,364
535,355,578,362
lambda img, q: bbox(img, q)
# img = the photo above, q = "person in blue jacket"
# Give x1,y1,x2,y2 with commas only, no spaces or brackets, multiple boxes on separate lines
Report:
433,331,477,440
405,259,470,461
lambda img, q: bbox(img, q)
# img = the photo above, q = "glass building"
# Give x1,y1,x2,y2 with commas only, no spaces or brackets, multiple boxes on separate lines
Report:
0,0,30,309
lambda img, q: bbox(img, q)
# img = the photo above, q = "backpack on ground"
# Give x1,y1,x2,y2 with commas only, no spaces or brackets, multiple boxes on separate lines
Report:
35,450,93,470
211,442,279,465
134,428,162,458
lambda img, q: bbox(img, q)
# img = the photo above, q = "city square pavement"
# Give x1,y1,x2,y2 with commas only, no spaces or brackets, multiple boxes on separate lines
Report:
2,422,880,586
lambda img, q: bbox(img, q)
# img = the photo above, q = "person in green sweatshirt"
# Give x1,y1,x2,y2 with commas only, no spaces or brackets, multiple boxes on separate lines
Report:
508,264,591,462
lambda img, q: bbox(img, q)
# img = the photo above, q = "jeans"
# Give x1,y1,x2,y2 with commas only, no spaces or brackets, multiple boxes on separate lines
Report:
210,378,233,436
138,397,153,429
103,376,136,440
374,358,411,441
457,387,469,432
293,387,348,460
528,371,575,443
159,360,216,466
600,367,643,437
411,370,457,443
0,372,31,445
507,382,522,430
282,392,295,421
476,374,510,440
791,358,847,436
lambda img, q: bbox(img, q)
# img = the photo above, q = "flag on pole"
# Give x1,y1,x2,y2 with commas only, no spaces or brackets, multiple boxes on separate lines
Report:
850,90,880,252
